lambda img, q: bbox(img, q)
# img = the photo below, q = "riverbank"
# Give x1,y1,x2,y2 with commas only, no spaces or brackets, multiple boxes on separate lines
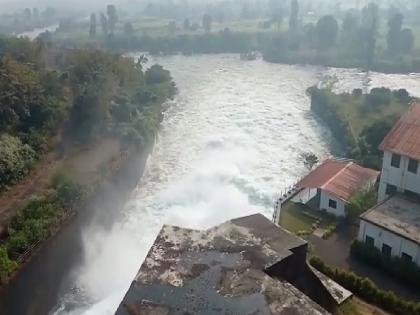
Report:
308,86,414,169
0,141,150,314
0,139,136,287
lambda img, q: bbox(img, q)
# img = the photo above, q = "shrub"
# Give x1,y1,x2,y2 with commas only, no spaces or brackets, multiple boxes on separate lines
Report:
0,134,36,191
310,256,420,315
351,240,420,291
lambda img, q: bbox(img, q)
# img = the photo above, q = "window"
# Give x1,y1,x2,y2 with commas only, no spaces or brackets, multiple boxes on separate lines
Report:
328,199,337,209
391,154,401,168
365,235,375,247
382,243,392,257
401,252,413,264
408,159,418,174
386,184,397,196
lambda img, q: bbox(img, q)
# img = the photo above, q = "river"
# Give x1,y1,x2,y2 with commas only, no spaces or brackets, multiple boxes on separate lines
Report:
1,54,420,315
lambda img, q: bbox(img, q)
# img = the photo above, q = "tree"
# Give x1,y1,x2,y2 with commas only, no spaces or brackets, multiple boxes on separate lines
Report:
124,22,134,37
202,14,212,33
400,28,414,54
387,13,403,54
342,11,359,38
89,13,97,38
183,18,191,31
361,3,379,69
301,152,319,170
24,8,32,21
168,21,176,36
107,4,118,34
289,0,299,32
346,187,377,221
316,15,339,49
100,13,109,35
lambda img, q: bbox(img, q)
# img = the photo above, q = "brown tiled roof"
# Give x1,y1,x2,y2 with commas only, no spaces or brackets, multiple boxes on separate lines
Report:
297,159,380,202
379,103,420,160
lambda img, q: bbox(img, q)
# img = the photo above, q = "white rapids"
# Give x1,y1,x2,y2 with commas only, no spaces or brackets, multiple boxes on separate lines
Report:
53,54,420,314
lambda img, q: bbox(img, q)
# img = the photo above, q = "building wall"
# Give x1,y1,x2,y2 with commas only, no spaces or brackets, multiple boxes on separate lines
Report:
319,191,346,217
358,220,420,266
378,151,420,201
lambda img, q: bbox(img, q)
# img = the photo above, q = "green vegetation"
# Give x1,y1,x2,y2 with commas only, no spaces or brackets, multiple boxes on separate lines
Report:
279,201,338,237
280,202,317,235
0,175,82,282
310,256,420,315
346,187,378,222
0,35,175,281
351,240,420,292
0,34,175,192
309,86,413,169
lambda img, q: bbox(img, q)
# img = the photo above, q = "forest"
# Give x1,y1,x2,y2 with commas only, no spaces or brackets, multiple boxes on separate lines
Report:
0,35,175,279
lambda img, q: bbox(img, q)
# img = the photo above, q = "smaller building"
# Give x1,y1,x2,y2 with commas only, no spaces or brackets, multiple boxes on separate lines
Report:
358,195,420,266
290,159,379,217
378,103,420,202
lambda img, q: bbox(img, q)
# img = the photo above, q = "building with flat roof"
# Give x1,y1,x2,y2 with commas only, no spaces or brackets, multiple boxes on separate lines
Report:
115,214,352,315
378,103,420,202
287,159,379,217
358,194,420,266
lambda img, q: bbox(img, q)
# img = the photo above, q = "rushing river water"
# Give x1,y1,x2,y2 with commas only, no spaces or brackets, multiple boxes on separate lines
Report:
2,54,420,315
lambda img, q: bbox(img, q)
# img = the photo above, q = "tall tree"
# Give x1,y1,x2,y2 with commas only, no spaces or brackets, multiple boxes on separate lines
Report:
89,13,97,39
100,13,108,35
387,13,403,54
124,22,134,37
316,15,339,49
107,4,118,34
202,14,212,33
361,3,379,70
183,18,191,31
289,0,299,32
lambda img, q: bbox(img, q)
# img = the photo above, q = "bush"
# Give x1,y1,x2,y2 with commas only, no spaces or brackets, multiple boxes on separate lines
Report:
0,246,17,281
310,256,420,315
351,240,420,291
145,65,172,85
0,134,36,191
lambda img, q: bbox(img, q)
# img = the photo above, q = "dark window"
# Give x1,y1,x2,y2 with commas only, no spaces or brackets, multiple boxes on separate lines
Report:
408,159,418,174
391,154,401,168
386,184,397,196
365,235,375,247
401,252,413,264
328,199,337,209
382,243,392,257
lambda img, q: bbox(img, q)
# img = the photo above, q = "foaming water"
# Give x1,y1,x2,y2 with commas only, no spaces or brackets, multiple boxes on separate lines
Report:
53,55,420,314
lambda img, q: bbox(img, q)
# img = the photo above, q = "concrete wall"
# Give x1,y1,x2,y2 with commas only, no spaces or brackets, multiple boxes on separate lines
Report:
319,191,346,217
358,220,420,266
291,188,318,204
378,151,420,201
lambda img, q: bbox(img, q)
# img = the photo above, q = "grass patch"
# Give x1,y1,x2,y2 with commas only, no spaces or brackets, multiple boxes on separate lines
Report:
279,201,318,235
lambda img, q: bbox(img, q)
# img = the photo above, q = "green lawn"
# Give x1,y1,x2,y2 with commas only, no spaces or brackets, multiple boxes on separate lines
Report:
279,201,318,235
279,200,339,237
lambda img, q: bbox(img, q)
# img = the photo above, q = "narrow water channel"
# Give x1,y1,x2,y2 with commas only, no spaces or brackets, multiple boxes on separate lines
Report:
1,55,419,315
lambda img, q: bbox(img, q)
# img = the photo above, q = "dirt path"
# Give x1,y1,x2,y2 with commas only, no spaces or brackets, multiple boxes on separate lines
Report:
0,138,122,234
0,152,62,233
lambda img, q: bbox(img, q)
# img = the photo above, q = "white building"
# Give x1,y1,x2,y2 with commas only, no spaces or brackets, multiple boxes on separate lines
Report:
357,103,420,266
378,104,420,202
358,195,420,266
290,159,379,217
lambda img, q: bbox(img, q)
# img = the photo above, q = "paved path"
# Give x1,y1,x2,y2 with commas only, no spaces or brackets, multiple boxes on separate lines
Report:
308,222,420,302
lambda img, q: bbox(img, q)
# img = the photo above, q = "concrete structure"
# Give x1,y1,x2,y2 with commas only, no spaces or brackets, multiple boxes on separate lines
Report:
358,195,420,266
287,159,379,217
115,214,352,315
378,104,420,202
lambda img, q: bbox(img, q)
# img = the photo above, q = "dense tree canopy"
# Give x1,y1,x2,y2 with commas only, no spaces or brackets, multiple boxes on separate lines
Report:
316,15,338,49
